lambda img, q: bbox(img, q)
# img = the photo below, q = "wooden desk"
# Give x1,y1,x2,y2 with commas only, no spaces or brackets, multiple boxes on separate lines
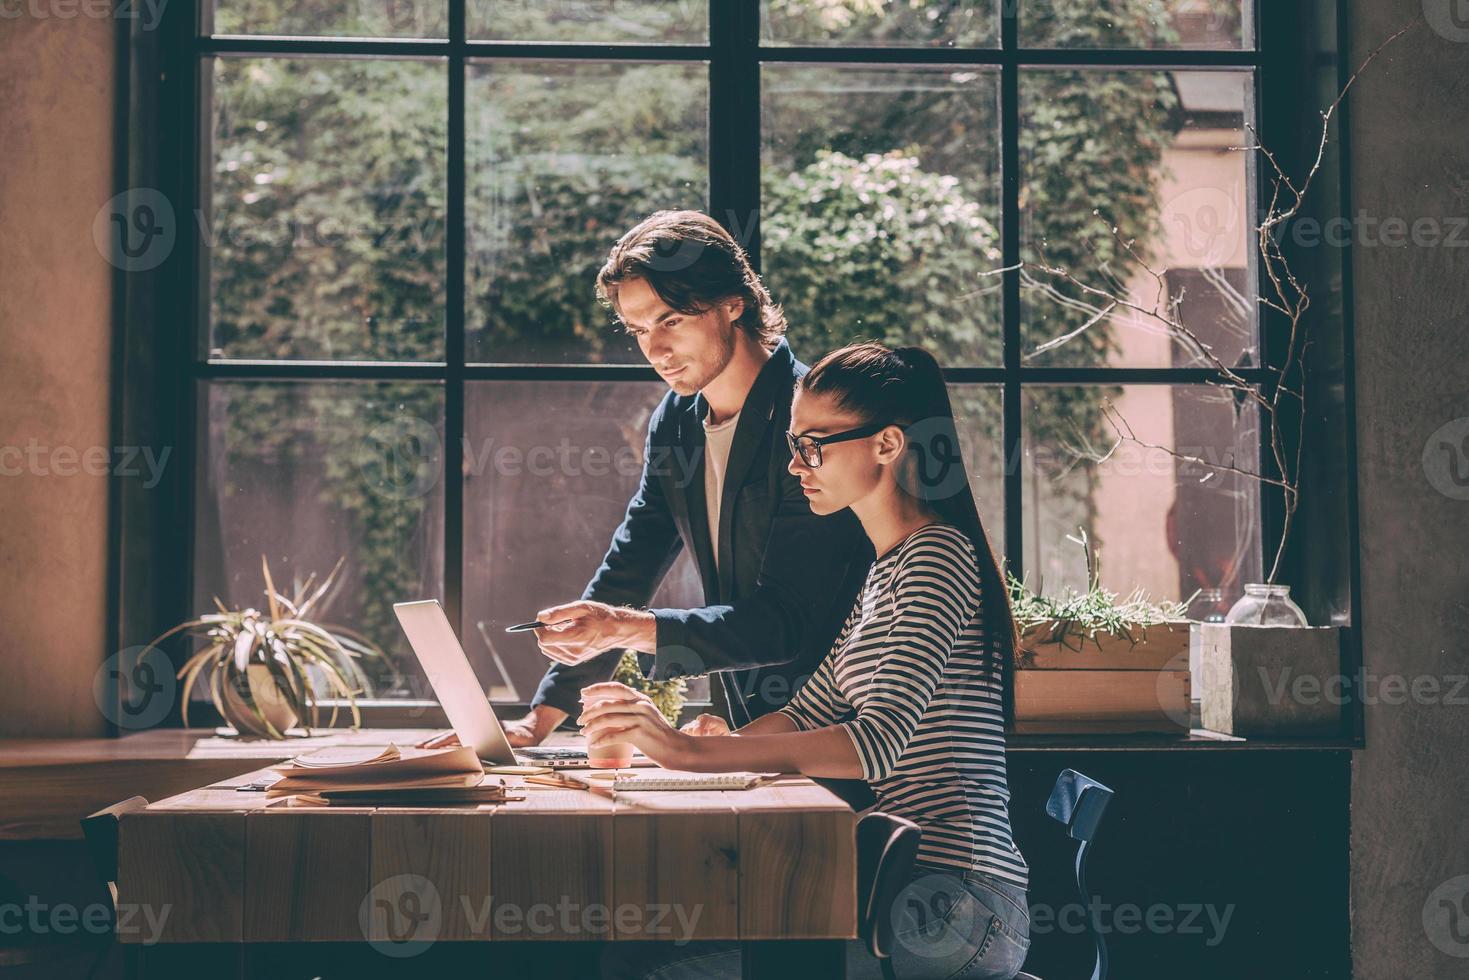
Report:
115,764,857,978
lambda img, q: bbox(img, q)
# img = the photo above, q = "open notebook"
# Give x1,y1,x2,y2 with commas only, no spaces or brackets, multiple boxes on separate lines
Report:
567,770,778,792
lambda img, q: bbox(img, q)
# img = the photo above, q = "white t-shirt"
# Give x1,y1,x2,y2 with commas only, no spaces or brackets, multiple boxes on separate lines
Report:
702,410,741,573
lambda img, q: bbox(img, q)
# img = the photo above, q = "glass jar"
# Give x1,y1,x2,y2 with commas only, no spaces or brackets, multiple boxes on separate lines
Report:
1187,588,1228,623
1224,584,1308,627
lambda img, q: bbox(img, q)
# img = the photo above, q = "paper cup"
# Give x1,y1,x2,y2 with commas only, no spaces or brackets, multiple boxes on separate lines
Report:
581,694,634,768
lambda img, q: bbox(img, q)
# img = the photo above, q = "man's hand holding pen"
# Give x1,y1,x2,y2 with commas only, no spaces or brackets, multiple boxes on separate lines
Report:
529,600,656,666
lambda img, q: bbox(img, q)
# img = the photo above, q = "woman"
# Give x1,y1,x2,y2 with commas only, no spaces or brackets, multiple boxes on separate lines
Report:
584,342,1030,980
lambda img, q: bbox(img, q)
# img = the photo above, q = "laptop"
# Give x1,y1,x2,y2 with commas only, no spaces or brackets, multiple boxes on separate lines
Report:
392,599,589,768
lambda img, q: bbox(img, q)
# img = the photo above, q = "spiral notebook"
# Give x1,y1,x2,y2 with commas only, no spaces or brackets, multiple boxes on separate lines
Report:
569,770,779,792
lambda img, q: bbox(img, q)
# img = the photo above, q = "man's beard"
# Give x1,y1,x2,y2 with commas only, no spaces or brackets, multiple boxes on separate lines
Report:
672,320,737,396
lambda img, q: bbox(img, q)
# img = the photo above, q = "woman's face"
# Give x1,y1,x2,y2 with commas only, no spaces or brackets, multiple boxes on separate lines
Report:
787,388,903,517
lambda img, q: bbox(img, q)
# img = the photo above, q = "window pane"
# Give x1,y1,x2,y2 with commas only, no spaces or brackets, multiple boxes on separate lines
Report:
1021,0,1248,49
1023,384,1261,613
1020,69,1254,368
468,0,709,42
948,386,1006,559
208,57,447,362
762,65,1002,366
207,0,448,37
463,382,705,703
761,0,999,48
465,62,709,364
194,381,445,701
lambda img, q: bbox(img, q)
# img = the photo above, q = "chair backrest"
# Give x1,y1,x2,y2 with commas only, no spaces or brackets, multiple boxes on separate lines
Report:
1044,769,1113,843
1044,769,1115,980
856,812,922,963
80,796,149,908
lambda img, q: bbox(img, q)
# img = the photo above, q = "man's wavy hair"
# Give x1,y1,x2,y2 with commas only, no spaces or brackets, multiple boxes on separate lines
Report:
596,210,787,349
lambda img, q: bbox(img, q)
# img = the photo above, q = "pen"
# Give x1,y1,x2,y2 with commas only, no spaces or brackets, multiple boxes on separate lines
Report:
504,619,574,633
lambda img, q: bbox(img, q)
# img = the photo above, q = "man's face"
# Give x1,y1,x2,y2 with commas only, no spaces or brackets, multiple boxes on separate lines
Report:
615,277,744,397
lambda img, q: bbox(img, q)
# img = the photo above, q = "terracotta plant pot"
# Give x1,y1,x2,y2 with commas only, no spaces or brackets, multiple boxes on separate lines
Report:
219,663,299,738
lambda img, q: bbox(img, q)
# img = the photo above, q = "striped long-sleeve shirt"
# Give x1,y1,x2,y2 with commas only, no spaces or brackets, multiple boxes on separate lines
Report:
778,522,1029,888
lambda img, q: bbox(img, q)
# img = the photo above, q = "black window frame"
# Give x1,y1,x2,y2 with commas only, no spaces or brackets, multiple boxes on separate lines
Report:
109,0,1364,742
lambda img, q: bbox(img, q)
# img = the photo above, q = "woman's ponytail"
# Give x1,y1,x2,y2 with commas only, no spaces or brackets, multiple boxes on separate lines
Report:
801,342,1019,668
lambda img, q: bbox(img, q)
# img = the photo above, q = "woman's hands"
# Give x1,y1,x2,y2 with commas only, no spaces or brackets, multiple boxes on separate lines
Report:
680,713,731,737
578,682,694,770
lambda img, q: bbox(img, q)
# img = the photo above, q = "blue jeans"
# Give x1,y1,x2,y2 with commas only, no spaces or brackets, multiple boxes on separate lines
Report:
600,866,1031,980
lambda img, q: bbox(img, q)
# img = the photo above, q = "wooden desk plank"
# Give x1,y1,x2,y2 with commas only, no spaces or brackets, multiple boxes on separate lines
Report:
738,807,857,941
117,810,246,943
612,799,740,942
489,800,614,941
244,811,373,942
369,810,493,942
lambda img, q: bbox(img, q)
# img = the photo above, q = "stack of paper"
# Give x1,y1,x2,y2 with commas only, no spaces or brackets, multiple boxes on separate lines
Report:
265,743,490,803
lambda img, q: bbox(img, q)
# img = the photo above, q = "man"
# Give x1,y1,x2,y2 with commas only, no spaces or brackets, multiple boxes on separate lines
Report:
502,209,873,746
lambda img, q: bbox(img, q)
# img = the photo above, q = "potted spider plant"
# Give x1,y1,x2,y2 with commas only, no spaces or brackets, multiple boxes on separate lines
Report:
142,557,390,738
612,650,688,726
1009,530,1193,733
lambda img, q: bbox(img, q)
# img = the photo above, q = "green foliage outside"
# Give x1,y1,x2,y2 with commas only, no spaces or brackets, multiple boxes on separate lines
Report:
202,0,1228,694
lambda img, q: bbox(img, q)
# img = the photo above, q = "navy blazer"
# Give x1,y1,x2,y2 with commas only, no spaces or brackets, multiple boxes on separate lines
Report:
529,339,875,726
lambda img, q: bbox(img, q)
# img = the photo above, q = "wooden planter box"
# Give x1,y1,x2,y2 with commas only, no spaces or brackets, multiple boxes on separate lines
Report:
1013,623,1191,734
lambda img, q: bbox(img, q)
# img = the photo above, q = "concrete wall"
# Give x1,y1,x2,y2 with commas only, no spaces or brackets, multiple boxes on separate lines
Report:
1347,2,1469,976
0,15,116,736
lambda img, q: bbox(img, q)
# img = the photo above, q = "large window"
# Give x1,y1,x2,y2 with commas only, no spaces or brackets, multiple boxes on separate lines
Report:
179,0,1272,707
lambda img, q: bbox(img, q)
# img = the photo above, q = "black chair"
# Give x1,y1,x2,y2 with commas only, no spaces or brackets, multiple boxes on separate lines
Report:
79,796,149,978
856,811,922,980
1016,768,1115,980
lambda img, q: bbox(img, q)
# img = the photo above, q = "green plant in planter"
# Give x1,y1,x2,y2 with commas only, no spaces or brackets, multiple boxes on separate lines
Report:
1008,529,1193,664
145,557,394,738
611,650,687,727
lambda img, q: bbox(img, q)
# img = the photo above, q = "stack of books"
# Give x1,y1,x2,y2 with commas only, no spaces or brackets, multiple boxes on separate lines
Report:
264,744,519,807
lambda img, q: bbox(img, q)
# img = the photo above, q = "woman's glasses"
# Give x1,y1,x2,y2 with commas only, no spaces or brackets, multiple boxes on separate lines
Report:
785,421,893,468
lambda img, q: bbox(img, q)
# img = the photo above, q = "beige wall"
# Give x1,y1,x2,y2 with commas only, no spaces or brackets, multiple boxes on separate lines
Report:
0,14,116,736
